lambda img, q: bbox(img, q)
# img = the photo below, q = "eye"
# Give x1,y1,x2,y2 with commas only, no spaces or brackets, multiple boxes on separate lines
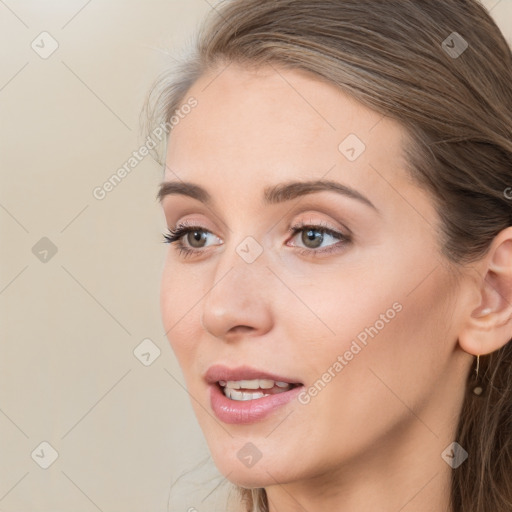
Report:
287,221,351,255
162,223,221,258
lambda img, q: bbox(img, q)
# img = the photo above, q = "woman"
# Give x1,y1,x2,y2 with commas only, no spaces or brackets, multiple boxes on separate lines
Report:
144,1,512,510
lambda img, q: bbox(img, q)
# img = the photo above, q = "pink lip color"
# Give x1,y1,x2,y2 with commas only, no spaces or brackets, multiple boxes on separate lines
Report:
205,364,303,425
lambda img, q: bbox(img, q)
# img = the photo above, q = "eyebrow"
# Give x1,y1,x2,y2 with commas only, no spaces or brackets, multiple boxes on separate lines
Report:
157,179,378,211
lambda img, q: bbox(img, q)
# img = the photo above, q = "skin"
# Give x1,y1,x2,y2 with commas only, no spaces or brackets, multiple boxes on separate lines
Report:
159,63,512,511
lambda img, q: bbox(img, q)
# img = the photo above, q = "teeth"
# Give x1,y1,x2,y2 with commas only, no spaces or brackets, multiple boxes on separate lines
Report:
219,378,297,400
222,379,290,390
251,379,275,389
223,388,270,401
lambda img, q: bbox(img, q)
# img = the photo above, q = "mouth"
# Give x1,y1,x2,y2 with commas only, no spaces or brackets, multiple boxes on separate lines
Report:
205,365,304,424
217,379,302,401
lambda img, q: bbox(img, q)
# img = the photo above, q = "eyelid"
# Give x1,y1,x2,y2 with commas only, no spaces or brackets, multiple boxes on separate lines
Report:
163,221,222,245
171,219,221,239
287,217,349,237
286,221,350,253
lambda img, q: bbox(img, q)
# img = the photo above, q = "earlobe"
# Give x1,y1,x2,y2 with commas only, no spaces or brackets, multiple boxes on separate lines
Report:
458,227,512,357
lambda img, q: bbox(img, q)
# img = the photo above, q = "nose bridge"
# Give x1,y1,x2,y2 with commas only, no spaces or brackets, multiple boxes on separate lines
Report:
200,234,272,338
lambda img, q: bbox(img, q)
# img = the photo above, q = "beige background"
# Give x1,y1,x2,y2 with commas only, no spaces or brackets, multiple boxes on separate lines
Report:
0,1,511,511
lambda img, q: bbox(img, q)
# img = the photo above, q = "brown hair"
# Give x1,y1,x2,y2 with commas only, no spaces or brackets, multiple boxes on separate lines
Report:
144,1,512,510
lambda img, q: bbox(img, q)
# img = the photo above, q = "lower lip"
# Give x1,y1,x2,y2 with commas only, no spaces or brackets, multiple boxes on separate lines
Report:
209,383,303,424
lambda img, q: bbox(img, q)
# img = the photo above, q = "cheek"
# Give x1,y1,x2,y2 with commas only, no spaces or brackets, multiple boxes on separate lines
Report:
303,265,457,436
283,263,399,353
160,261,199,362
160,264,175,338
271,308,443,482
293,251,455,400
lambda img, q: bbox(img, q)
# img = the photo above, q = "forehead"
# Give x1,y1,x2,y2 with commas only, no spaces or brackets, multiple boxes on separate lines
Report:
169,63,394,153
165,63,413,211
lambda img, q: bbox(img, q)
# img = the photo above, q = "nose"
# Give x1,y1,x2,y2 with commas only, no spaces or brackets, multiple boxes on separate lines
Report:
200,241,274,340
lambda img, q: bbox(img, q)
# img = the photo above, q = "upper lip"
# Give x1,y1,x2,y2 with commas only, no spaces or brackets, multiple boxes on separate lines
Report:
205,364,303,385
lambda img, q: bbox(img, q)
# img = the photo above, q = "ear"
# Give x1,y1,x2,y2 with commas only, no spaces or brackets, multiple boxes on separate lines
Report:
458,226,512,356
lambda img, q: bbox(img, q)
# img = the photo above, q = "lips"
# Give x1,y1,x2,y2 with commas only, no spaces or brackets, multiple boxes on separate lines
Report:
205,364,304,424
204,364,303,385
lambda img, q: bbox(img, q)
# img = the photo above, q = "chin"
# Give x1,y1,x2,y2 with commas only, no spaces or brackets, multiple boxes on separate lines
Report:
204,436,302,488
217,460,285,488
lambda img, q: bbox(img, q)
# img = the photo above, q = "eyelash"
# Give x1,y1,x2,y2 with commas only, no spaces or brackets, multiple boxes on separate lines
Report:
162,220,351,258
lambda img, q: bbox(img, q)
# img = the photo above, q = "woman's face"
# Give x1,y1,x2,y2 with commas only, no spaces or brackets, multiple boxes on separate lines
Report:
159,63,472,488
